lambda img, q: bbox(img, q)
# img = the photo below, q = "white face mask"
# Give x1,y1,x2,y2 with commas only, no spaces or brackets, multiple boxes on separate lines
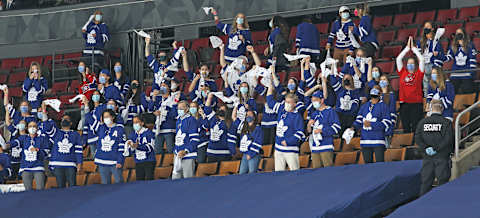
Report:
104,117,113,125
28,127,37,135
171,82,178,90
33,69,38,73
284,103,293,112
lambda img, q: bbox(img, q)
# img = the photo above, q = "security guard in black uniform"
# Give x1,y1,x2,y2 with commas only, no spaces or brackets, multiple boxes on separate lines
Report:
415,102,453,196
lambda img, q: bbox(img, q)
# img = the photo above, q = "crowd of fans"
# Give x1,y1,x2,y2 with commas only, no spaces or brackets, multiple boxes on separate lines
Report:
0,3,477,190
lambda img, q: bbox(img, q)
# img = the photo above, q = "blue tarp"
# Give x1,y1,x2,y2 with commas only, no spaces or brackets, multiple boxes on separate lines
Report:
389,167,480,218
0,160,422,218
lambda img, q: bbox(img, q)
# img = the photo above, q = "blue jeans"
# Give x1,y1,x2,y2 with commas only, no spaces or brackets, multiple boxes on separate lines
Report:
98,165,123,184
155,133,174,154
53,167,77,188
239,154,261,174
89,144,97,159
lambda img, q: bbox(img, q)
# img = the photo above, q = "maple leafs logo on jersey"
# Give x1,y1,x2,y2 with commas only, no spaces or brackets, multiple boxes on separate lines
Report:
87,29,97,44
101,135,114,152
455,52,467,66
276,119,288,138
135,150,147,160
336,29,347,41
24,149,37,162
27,87,40,102
239,135,251,152
175,128,186,146
11,146,21,158
58,138,73,154
339,95,353,110
228,34,242,50
363,112,377,131
210,123,223,142
237,105,246,121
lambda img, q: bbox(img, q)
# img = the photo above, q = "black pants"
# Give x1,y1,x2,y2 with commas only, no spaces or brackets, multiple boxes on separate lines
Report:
420,157,451,196
135,161,156,181
451,79,475,94
10,163,20,180
54,167,76,188
262,127,276,145
361,146,385,163
337,112,356,137
197,146,207,163
362,42,378,58
399,103,424,133
207,155,232,163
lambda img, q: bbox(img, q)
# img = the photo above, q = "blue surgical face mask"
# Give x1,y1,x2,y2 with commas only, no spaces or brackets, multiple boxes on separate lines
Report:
133,123,141,132
341,12,350,19
177,109,185,117
37,112,43,120
240,87,248,94
372,70,380,79
92,94,100,102
95,14,102,21
106,104,115,110
17,123,26,131
379,80,389,88
201,90,208,97
78,66,85,73
246,116,254,123
239,65,246,72
99,76,107,84
114,66,122,73
20,106,29,113
236,17,244,25
407,64,415,71
189,107,198,115
312,101,321,109
159,86,168,94
288,83,296,91
431,74,438,82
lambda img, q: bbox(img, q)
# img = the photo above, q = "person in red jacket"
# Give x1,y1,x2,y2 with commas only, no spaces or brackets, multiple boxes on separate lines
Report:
396,36,425,133
78,61,97,102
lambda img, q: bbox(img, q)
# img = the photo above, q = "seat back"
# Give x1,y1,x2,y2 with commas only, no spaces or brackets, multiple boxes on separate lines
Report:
196,162,218,177
334,151,358,166
218,160,240,175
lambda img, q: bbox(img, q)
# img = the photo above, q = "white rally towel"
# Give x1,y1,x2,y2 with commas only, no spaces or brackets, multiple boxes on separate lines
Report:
202,7,214,15
134,30,151,39
209,36,223,48
0,84,7,91
283,53,310,62
0,134,6,150
432,28,445,52
43,99,61,112
82,15,94,31
211,92,239,106
69,94,85,103
320,58,338,78
342,128,355,145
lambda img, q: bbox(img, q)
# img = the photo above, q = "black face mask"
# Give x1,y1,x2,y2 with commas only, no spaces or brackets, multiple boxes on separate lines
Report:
370,95,379,99
424,28,432,35
61,119,71,128
158,56,167,62
455,33,464,40
343,79,351,86
217,110,226,118
131,83,139,89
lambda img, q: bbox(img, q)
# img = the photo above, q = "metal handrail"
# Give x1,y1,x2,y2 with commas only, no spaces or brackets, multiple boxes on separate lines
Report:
455,100,480,159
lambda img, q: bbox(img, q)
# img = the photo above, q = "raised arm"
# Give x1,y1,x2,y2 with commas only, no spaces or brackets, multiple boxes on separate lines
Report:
145,37,151,57
411,43,425,72
181,49,189,72
367,58,373,82
3,88,9,107
188,74,200,93
219,44,227,68
247,45,261,67
396,37,412,72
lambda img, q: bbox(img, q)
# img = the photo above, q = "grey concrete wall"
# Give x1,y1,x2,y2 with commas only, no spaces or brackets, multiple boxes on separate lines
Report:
450,0,480,9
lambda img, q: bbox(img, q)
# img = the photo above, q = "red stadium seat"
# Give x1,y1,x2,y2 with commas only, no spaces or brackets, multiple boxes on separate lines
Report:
289,71,301,81
393,13,414,27
23,56,43,68
0,74,7,84
375,61,394,74
69,80,80,93
377,31,395,46
390,77,400,92
319,37,328,48
63,52,82,65
51,81,69,94
444,23,463,39
396,28,418,42
465,21,480,36
436,9,457,24
215,78,223,90
458,6,479,21
43,54,64,66
1,58,22,70
251,30,268,44
289,26,297,41
9,87,22,97
414,11,436,25
381,46,402,59
440,40,449,52
316,23,329,34
8,71,26,84
191,38,210,51
372,16,392,29
174,69,187,82
473,38,480,52
254,44,268,56
443,60,453,71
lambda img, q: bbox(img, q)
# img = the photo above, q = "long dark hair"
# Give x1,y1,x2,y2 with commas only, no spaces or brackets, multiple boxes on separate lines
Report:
88,92,105,110
272,15,290,40
452,27,470,54
241,111,257,135
420,21,434,51
126,83,142,105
